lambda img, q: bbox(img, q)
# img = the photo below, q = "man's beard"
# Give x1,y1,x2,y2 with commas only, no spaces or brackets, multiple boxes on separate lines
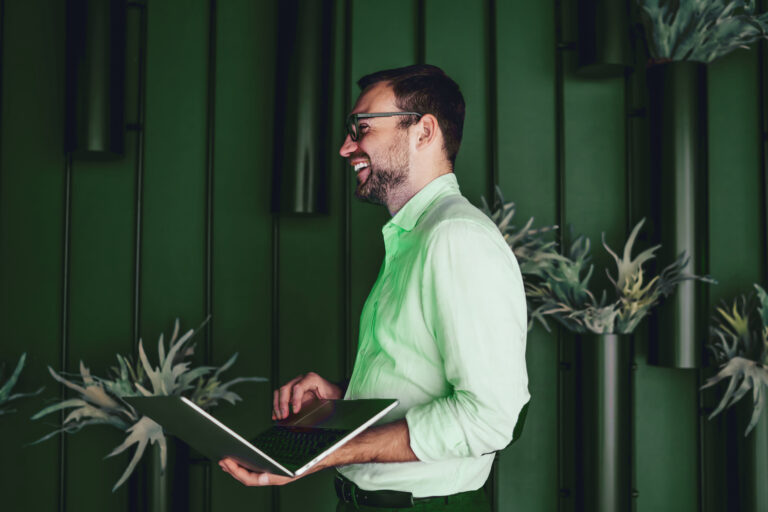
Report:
354,135,409,206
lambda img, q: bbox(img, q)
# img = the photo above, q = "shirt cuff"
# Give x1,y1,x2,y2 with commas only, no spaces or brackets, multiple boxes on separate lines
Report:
405,398,471,462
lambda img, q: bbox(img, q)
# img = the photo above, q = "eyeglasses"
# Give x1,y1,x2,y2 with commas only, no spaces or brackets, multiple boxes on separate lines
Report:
345,112,423,142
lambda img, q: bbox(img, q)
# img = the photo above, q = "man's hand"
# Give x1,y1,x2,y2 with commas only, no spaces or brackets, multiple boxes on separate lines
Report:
272,372,343,420
218,458,312,487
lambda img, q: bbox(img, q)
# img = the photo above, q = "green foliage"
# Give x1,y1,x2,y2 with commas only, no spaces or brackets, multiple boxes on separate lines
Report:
637,0,768,63
481,187,563,329
702,285,768,435
527,219,714,334
0,353,43,415
31,318,267,491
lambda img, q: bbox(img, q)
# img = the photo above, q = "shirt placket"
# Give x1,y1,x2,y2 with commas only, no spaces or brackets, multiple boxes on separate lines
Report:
354,225,401,366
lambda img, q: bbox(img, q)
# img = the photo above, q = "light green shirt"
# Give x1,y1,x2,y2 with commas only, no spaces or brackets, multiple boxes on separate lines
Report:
339,173,530,498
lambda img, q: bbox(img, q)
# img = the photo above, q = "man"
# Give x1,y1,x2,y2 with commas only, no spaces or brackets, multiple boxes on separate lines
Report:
220,64,529,511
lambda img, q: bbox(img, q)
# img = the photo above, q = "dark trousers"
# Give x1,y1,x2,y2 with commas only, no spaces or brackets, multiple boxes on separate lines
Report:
335,488,491,511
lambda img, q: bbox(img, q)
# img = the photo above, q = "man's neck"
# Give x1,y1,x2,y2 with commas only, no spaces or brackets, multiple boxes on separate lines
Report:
386,169,452,216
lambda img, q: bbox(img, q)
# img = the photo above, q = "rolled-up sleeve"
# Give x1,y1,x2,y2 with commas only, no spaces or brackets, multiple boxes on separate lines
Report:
406,219,530,462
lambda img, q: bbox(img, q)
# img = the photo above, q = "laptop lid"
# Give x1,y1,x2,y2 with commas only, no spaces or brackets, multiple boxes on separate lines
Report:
124,396,398,477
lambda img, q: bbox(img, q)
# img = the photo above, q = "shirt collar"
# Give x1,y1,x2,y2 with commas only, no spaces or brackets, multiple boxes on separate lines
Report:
385,173,460,232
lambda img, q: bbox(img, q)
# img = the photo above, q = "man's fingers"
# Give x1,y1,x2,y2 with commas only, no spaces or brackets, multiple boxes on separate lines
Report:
272,373,342,420
276,375,303,419
305,372,343,400
290,382,314,416
272,389,279,420
219,459,268,485
290,373,337,414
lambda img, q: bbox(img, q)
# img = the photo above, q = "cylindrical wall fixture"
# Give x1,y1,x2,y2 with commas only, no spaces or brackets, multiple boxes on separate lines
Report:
65,0,126,156
271,0,333,214
575,333,632,512
576,0,632,78
732,400,768,511
145,438,189,512
646,62,708,368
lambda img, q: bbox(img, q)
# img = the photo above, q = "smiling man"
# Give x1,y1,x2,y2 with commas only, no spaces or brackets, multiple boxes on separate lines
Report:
220,64,530,512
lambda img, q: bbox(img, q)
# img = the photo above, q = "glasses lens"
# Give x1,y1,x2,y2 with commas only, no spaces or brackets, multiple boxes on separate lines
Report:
346,115,358,141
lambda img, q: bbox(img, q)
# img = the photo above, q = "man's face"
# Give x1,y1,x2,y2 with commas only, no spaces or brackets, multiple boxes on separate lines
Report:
339,83,410,206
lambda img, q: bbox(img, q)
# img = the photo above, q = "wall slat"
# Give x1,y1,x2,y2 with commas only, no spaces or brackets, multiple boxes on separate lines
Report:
141,1,209,508
0,1,66,510
424,0,490,207
207,0,276,510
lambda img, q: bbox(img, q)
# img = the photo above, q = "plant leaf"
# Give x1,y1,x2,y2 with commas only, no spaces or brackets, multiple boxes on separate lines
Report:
106,416,165,492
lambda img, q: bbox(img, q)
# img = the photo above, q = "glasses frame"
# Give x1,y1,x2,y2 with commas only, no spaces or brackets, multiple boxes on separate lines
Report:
346,112,423,142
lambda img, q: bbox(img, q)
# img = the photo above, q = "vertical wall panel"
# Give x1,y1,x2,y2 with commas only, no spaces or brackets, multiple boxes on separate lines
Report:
65,143,137,511
424,0,490,206
142,1,209,507
495,1,558,511
562,68,625,273
708,51,762,300
141,0,208,333
0,0,65,510
633,365,699,511
208,0,276,511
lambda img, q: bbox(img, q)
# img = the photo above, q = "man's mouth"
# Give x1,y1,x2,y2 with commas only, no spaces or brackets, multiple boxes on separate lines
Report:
351,160,371,185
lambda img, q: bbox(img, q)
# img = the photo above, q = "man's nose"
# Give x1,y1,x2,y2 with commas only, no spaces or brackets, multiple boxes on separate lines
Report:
339,134,358,158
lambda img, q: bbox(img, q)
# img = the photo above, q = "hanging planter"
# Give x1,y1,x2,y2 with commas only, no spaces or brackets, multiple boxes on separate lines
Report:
576,0,632,78
65,0,126,156
734,402,768,512
645,61,707,368
145,437,189,512
271,0,334,214
702,285,768,511
637,0,768,368
526,219,711,510
575,333,632,512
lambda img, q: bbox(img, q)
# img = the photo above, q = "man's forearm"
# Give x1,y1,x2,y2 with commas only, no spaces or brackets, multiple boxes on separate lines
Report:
320,419,419,469
219,416,419,487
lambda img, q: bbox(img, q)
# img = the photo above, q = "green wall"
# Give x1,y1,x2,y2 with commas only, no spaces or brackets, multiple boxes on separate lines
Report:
0,1,766,511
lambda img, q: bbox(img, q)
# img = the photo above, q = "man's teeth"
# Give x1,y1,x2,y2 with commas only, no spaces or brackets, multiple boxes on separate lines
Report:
354,162,369,173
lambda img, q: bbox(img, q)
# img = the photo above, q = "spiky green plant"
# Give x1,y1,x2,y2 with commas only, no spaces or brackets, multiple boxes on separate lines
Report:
528,219,715,334
31,318,267,491
701,284,768,436
0,353,43,415
482,187,564,328
638,0,768,63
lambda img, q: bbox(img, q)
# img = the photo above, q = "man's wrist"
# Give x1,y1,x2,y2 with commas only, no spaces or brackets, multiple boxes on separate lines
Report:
315,419,418,471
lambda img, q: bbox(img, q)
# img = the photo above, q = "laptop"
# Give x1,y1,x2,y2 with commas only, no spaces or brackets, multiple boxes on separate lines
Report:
125,396,398,477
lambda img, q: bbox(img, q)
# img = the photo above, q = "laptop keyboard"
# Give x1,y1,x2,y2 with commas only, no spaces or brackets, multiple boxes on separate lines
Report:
252,426,349,466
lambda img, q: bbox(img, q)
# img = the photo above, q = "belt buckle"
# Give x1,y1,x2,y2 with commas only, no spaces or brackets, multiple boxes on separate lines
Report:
341,479,355,505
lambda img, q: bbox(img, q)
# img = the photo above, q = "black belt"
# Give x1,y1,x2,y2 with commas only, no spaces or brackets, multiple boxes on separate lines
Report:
334,474,448,509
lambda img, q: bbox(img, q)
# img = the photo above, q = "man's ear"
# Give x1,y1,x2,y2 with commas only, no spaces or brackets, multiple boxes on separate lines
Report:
414,114,439,149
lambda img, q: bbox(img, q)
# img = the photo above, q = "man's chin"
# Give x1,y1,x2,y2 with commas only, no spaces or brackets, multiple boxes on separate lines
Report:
354,185,385,206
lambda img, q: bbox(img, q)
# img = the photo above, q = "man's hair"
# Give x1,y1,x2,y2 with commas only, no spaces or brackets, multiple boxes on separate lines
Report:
357,64,465,167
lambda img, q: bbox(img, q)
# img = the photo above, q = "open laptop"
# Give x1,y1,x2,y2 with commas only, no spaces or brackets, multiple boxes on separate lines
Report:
125,396,398,477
